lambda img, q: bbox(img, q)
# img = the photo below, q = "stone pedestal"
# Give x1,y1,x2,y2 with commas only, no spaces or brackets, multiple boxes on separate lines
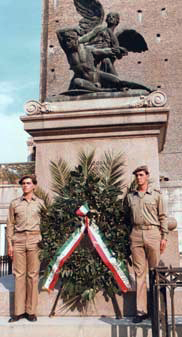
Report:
19,91,176,317
21,91,168,193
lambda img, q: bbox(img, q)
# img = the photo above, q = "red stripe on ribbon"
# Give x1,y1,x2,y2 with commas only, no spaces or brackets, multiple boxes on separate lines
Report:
85,216,89,227
45,216,129,293
87,226,128,293
48,228,85,290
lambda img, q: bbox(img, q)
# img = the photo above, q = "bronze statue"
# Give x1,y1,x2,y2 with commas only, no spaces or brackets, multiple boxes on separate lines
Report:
79,12,127,76
57,29,151,93
56,0,152,95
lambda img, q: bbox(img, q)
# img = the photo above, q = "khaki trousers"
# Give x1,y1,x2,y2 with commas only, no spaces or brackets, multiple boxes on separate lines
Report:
13,232,40,315
130,227,161,316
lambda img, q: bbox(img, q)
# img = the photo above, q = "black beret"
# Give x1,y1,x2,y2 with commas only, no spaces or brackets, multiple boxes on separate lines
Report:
132,165,149,175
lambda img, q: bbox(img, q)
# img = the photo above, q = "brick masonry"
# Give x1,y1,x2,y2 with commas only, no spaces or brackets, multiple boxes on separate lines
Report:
39,0,182,182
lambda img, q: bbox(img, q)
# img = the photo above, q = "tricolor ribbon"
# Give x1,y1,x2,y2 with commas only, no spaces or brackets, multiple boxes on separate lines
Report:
87,220,130,292
42,204,130,292
42,222,85,291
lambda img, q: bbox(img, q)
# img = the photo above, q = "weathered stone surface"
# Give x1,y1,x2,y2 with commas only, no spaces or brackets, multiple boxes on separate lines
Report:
1,316,182,337
161,181,182,252
21,96,168,195
24,91,167,115
0,185,21,223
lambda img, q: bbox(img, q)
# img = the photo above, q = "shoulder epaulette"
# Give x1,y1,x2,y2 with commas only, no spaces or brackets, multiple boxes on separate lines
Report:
153,188,161,194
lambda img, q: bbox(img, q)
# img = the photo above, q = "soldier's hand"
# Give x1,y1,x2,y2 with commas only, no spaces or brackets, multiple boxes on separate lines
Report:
8,246,13,259
160,239,167,253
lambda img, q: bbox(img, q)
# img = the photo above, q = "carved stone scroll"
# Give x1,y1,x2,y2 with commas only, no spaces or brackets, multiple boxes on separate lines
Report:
24,100,48,115
24,91,167,116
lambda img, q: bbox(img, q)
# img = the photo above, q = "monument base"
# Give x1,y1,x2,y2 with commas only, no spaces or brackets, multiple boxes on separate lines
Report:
18,91,180,318
21,91,169,194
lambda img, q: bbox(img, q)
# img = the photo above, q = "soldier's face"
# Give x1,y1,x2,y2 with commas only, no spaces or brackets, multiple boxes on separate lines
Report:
135,171,148,186
21,178,35,195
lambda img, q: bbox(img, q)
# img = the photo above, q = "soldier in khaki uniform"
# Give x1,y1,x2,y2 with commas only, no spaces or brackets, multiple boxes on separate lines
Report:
124,165,168,323
7,175,44,323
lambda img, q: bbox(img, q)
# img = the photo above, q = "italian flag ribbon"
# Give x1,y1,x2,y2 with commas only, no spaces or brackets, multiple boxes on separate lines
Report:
42,222,85,291
75,203,90,216
42,203,130,292
87,220,130,292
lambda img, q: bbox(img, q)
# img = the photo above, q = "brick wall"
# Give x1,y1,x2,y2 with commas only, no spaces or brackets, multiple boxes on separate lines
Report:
40,0,182,181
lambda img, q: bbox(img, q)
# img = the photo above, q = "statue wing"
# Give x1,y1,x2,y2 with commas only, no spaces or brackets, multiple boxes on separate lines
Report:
74,0,104,35
116,29,148,52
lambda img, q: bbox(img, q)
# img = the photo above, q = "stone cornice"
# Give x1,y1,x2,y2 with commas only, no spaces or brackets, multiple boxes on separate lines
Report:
24,91,167,116
21,92,169,153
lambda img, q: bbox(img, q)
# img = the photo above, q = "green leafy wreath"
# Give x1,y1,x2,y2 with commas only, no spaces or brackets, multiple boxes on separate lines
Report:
39,150,131,312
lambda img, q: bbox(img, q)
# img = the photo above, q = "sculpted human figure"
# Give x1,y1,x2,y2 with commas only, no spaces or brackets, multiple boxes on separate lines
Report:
54,0,152,95
79,12,127,76
57,29,152,93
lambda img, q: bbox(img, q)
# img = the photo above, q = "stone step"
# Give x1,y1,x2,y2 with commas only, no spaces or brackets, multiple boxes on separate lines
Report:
1,274,135,317
1,316,182,337
1,274,182,317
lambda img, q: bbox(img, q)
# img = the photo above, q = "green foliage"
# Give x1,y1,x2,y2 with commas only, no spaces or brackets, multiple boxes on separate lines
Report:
50,158,71,195
40,150,130,310
34,186,51,209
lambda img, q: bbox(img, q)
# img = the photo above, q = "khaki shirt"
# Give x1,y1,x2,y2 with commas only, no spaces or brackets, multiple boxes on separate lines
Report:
125,185,168,240
6,195,44,245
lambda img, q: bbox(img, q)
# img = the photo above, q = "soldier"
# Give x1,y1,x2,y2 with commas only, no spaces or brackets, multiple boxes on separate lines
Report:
7,175,44,322
124,165,168,323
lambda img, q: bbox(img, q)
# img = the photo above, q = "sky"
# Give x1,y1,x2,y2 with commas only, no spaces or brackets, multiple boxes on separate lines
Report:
0,1,42,163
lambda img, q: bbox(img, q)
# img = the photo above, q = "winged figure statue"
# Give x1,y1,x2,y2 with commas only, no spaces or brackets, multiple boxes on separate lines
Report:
56,0,152,95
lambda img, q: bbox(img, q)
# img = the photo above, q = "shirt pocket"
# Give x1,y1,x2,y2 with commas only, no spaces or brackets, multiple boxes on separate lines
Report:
14,209,26,222
144,202,157,213
131,200,137,208
130,202,138,219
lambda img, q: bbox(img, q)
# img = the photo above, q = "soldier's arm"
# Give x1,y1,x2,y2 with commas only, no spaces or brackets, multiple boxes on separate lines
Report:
157,193,168,253
157,193,168,240
123,194,132,233
6,202,15,258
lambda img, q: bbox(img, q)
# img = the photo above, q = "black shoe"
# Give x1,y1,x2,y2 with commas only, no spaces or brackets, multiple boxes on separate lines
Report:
132,314,148,324
8,313,26,323
26,314,37,322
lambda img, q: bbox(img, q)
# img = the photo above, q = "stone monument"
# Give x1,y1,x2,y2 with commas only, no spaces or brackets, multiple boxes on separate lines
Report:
19,0,179,317
22,0,169,192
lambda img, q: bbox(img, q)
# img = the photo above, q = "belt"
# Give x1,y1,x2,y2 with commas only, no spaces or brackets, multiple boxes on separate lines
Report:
134,225,157,230
15,230,41,235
